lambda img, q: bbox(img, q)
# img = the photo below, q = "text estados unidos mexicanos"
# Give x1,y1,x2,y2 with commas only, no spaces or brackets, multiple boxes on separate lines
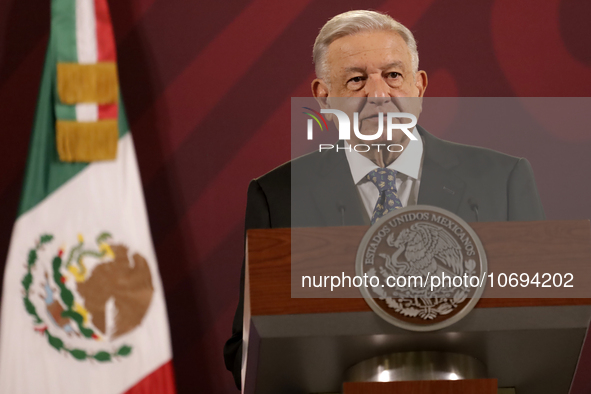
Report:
301,272,574,292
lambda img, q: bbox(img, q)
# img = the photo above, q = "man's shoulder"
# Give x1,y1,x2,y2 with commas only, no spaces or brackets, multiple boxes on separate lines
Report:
254,148,327,189
248,150,329,227
420,127,544,221
421,127,523,174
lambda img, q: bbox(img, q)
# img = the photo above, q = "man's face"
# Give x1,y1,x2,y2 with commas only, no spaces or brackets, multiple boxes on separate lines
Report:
313,30,427,145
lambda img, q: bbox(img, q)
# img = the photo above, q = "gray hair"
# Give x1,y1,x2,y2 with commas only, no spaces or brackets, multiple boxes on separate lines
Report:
313,10,419,81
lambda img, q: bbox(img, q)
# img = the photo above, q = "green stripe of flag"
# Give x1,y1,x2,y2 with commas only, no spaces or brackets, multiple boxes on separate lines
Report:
18,33,130,217
19,37,85,216
55,103,77,120
51,0,78,63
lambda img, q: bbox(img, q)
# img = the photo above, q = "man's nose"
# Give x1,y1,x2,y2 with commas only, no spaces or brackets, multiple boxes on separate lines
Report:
365,75,391,105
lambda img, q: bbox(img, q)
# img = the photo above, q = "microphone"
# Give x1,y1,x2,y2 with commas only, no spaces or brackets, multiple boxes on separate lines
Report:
336,201,347,226
468,198,479,222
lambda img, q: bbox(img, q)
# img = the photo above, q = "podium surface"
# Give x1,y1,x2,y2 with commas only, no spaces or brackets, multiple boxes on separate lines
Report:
243,220,591,394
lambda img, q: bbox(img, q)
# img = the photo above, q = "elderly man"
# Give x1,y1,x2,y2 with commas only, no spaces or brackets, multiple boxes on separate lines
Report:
223,10,545,389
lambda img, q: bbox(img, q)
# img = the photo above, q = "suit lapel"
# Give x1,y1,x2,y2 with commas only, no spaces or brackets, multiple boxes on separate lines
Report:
311,145,367,226
417,127,466,214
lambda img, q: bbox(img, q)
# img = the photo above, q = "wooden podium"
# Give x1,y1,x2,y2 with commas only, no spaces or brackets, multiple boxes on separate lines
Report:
242,220,591,394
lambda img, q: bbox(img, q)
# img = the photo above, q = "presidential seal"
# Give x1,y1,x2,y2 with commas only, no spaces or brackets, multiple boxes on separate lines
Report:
356,205,487,331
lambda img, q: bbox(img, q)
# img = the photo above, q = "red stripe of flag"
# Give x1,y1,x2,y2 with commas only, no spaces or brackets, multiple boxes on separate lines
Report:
124,360,176,394
98,103,118,120
94,0,118,120
94,0,116,62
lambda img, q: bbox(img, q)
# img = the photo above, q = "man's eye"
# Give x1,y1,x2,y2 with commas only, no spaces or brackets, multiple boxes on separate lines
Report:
388,72,401,78
348,76,364,83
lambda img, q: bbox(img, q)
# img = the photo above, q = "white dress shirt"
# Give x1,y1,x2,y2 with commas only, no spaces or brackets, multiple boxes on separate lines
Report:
344,127,424,219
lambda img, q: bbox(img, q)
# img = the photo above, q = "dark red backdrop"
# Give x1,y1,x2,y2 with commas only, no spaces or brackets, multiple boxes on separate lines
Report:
0,1,590,393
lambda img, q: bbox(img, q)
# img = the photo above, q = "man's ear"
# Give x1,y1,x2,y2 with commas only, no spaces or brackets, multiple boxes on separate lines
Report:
415,70,428,97
312,78,332,120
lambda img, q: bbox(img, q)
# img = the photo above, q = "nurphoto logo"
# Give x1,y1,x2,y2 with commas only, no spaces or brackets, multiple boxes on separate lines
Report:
303,107,417,153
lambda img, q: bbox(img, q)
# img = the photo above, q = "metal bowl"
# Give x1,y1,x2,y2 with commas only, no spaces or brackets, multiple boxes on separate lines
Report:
345,351,487,382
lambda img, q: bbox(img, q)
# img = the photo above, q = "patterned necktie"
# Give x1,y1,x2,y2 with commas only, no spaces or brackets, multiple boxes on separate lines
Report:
366,168,403,224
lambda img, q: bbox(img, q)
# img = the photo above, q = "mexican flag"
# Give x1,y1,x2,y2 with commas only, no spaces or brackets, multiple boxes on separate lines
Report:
0,0,175,393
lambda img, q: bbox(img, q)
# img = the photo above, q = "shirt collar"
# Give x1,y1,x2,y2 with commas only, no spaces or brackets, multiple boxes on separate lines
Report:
344,127,424,184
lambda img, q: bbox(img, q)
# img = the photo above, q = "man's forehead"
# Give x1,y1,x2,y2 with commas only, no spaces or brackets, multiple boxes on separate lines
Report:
326,30,412,72
343,61,406,74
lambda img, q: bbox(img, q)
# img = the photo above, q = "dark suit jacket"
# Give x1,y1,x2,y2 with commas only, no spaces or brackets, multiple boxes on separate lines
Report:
223,126,545,388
